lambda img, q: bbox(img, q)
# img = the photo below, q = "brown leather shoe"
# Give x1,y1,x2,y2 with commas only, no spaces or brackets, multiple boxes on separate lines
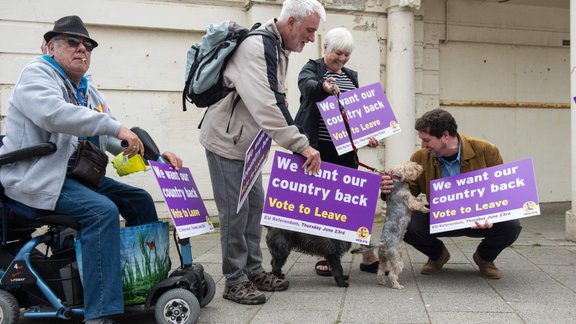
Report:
473,252,501,279
421,246,450,275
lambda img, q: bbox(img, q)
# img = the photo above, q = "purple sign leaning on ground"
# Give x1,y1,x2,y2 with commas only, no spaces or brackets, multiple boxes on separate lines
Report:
262,151,381,244
238,129,272,213
316,82,401,155
149,160,214,238
429,158,540,234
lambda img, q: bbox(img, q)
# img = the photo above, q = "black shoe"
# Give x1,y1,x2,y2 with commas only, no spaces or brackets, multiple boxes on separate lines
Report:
359,261,379,273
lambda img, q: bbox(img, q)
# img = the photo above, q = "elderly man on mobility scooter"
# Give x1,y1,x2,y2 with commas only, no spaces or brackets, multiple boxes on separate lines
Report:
0,16,184,324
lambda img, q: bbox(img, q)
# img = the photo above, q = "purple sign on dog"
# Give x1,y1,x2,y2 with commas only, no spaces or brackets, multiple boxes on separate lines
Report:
149,161,214,238
429,158,540,234
316,82,401,155
262,151,381,244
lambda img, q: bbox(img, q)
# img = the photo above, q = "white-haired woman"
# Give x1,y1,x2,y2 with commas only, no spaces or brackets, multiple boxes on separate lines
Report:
294,27,379,277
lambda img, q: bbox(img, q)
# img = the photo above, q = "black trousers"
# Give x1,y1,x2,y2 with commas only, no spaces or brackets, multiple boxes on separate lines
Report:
317,140,356,168
403,211,522,262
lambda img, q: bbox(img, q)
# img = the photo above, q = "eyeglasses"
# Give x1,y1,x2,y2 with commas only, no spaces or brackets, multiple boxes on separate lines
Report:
55,36,95,52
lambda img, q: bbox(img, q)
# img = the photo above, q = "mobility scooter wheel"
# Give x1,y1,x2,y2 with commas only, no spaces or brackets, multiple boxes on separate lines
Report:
0,289,19,324
155,288,200,324
200,272,215,308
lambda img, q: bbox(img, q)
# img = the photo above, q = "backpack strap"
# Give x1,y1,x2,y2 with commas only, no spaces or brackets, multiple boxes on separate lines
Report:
225,94,243,133
197,109,207,130
222,28,278,132
220,27,277,97
183,79,191,112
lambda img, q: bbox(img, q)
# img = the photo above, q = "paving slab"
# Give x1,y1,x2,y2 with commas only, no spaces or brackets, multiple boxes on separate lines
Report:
17,202,576,324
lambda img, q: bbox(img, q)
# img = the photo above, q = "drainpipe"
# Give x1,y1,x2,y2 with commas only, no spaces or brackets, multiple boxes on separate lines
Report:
384,0,420,168
567,0,576,241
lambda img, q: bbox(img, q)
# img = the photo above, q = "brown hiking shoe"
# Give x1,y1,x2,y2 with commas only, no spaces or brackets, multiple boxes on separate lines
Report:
473,252,501,279
250,272,289,292
421,246,450,275
223,282,266,305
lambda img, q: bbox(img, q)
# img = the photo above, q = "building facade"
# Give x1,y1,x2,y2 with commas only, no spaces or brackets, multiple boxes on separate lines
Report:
0,0,570,222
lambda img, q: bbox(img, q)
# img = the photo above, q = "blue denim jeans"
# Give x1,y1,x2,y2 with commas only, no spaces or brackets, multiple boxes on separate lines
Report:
54,176,158,320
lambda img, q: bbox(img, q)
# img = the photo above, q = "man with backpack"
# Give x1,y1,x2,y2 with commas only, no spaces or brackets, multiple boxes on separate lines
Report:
199,0,326,305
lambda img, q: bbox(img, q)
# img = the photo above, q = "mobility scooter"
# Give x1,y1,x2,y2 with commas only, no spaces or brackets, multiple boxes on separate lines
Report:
0,129,215,324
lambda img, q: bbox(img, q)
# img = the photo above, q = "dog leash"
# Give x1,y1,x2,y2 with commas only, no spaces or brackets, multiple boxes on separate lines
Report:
333,91,379,173
333,91,408,184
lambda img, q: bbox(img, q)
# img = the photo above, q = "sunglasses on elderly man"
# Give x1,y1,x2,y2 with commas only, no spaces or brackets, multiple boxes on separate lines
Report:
55,36,95,52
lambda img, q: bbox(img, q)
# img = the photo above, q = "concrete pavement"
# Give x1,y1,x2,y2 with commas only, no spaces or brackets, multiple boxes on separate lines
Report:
19,202,576,323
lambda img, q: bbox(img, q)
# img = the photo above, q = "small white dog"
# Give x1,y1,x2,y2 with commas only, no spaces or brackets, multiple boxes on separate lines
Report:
377,161,429,289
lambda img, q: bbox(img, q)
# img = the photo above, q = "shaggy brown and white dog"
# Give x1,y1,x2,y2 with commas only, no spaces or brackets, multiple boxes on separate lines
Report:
377,161,429,289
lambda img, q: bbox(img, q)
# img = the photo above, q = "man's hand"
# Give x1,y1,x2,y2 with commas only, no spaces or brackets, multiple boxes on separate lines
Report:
117,126,144,157
299,146,321,175
471,220,493,229
380,173,394,195
161,152,183,171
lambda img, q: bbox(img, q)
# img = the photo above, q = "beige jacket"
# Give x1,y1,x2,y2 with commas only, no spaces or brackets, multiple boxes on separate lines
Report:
409,134,504,202
199,19,309,160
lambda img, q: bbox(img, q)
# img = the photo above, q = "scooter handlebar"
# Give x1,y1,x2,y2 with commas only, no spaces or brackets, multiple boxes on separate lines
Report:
130,127,161,163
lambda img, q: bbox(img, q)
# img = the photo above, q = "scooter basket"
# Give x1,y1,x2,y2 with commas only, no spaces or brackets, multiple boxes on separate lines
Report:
30,249,83,306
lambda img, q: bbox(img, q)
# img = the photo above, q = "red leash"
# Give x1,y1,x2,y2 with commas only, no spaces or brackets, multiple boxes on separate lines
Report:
334,91,379,172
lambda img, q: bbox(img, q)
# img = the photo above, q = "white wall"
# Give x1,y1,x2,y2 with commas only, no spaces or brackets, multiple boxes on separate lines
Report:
421,0,570,203
0,0,570,221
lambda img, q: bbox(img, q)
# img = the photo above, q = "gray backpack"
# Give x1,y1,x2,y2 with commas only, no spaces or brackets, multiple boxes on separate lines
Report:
182,21,275,111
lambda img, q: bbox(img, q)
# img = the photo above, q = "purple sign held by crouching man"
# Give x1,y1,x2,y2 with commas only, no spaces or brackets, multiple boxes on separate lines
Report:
429,158,540,234
316,82,401,155
149,160,214,238
262,151,381,244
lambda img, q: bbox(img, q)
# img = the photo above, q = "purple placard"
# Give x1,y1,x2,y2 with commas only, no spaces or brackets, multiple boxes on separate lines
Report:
149,160,214,238
238,130,272,212
429,158,540,234
262,151,381,244
316,82,401,155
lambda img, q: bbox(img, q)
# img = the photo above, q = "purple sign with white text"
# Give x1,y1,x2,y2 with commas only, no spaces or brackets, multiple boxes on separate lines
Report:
262,151,381,244
238,130,272,212
429,158,540,234
149,160,214,238
316,82,401,155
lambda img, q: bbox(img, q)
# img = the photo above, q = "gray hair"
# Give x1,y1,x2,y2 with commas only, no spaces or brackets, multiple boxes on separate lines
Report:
278,0,326,22
324,27,354,54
